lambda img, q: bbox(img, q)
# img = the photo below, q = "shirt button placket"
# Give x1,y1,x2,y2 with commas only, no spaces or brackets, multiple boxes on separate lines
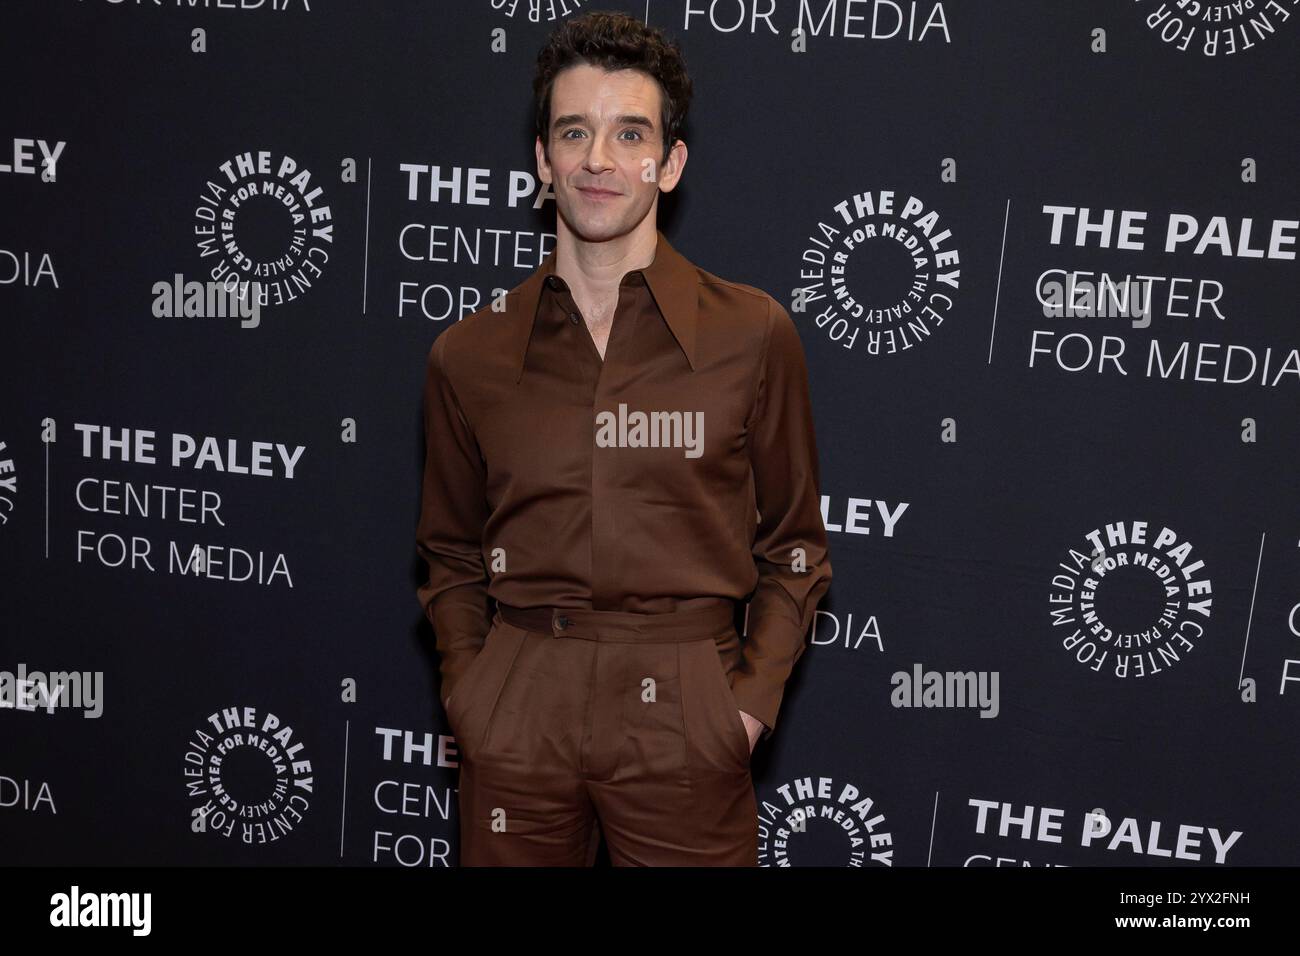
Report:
582,287,608,611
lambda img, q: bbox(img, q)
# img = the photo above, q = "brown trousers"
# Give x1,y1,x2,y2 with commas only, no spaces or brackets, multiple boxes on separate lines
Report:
448,601,758,866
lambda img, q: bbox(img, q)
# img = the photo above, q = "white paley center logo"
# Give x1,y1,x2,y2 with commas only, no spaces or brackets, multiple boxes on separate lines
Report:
757,775,895,867
797,189,961,358
1132,0,1297,56
183,705,314,845
193,150,334,309
1048,521,1213,678
0,433,15,530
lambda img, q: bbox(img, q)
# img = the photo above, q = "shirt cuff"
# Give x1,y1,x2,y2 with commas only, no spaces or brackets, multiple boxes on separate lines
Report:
728,612,808,741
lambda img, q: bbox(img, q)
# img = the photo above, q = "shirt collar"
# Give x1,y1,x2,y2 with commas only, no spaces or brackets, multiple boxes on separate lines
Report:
508,228,699,383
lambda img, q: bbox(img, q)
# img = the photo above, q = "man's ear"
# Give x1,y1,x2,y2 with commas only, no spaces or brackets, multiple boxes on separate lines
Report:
658,139,688,193
535,135,551,184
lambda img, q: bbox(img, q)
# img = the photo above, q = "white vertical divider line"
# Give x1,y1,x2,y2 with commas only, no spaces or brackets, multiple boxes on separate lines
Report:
339,718,351,858
1239,531,1266,692
927,790,940,866
363,157,373,315
989,198,1010,364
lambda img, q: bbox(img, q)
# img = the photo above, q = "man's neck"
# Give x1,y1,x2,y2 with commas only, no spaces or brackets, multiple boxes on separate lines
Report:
552,219,659,312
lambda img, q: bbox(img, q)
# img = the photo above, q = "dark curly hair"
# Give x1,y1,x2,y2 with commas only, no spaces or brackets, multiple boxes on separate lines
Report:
534,11,693,170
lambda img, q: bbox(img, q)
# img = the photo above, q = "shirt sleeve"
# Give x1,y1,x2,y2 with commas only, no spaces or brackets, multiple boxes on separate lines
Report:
416,330,493,711
730,296,833,741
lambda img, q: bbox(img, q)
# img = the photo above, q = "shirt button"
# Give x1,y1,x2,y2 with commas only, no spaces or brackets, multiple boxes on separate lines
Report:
568,312,580,324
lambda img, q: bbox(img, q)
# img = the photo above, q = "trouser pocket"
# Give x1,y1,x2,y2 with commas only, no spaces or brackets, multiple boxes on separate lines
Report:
684,637,751,771
448,614,527,756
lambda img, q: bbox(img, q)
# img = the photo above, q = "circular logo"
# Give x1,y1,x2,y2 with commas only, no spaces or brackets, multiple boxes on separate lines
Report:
797,190,961,358
488,0,581,21
183,705,313,843
1048,521,1214,677
1132,0,1296,56
758,777,895,866
193,150,334,307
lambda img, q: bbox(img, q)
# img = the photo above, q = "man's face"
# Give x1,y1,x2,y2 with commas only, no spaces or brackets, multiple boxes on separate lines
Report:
536,63,686,243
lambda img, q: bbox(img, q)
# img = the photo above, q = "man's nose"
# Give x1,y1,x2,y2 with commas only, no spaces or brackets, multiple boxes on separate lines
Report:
584,134,612,171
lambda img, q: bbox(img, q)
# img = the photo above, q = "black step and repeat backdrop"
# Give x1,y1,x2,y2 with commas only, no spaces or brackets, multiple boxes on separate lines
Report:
2,1,1297,868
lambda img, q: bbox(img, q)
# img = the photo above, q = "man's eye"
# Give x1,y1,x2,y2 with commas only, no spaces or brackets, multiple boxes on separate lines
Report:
620,129,643,140
562,129,585,139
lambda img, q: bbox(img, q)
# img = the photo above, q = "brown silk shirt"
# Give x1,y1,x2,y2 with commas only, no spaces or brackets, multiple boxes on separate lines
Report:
416,228,831,739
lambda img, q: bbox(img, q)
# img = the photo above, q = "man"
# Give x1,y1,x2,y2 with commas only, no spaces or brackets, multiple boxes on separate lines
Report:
416,11,831,866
